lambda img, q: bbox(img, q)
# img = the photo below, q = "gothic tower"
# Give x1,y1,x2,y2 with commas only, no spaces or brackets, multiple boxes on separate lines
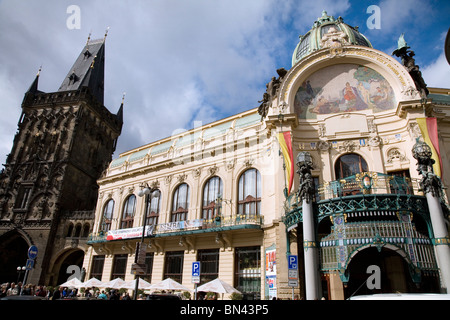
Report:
0,36,123,285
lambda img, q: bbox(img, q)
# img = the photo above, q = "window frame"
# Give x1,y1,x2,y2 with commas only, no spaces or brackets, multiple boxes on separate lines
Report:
237,168,261,218
121,194,136,229
171,183,190,222
202,176,223,220
101,199,114,233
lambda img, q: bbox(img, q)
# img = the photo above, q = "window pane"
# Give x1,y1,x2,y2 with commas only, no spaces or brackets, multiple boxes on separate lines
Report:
238,169,261,216
335,154,368,179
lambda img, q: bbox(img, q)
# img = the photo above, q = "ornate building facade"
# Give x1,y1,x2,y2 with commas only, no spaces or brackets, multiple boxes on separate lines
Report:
83,12,450,300
0,36,123,286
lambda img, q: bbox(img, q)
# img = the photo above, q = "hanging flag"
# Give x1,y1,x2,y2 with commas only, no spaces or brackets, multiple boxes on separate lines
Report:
277,132,294,194
416,117,442,177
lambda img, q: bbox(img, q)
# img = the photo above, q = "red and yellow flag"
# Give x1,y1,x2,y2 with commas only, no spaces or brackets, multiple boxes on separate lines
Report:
277,132,294,194
417,117,442,177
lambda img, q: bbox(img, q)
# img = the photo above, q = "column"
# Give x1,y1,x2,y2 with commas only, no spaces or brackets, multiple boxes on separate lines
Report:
297,151,320,300
412,140,450,292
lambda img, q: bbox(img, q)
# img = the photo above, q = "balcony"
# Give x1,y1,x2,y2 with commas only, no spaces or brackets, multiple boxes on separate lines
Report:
87,214,263,244
283,172,438,231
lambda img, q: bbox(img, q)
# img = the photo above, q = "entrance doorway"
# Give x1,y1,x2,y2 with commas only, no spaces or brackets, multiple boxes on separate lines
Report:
55,250,85,286
345,247,419,298
0,231,29,284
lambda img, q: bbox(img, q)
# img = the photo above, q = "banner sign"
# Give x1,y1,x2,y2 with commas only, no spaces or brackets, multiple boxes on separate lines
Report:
157,219,203,232
107,225,154,241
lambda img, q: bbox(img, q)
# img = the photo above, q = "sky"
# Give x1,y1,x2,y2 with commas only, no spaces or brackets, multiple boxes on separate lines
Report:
0,0,449,166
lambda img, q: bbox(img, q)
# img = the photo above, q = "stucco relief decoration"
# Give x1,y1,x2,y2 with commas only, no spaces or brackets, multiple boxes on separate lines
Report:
294,64,396,119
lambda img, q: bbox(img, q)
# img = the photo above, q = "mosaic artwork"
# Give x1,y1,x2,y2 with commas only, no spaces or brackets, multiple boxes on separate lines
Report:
294,64,396,119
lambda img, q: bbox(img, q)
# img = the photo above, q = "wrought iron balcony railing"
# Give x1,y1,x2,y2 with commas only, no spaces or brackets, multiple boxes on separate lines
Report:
316,172,420,201
87,214,263,244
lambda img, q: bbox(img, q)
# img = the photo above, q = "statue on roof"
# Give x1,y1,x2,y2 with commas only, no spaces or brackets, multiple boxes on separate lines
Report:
258,68,288,120
392,33,429,98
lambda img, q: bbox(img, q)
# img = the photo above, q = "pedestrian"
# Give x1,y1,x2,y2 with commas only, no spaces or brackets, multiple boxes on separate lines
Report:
109,289,120,300
35,285,47,297
7,282,19,296
0,284,7,298
98,290,107,300
122,292,131,300
52,286,64,300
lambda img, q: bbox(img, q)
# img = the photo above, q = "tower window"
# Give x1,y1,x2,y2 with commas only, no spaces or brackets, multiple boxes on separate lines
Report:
15,186,32,209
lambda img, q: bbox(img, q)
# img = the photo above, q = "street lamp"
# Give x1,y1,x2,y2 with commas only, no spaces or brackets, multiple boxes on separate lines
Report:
16,266,26,283
133,184,160,300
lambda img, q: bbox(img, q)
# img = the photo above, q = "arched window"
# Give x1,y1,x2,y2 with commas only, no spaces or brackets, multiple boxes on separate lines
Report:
74,224,82,237
202,176,223,220
146,189,161,226
238,168,261,218
101,199,114,233
334,153,368,179
121,195,136,229
82,223,90,238
171,183,190,222
66,223,74,237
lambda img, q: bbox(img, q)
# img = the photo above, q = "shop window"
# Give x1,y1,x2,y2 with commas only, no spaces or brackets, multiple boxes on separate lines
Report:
111,254,128,280
235,246,261,300
142,253,154,283
121,194,136,229
90,255,105,280
164,251,184,284
237,169,261,218
146,189,161,227
171,184,190,222
202,176,223,220
198,249,219,284
101,199,114,233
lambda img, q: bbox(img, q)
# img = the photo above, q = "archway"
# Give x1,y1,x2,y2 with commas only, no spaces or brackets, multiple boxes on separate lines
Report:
0,231,30,284
54,249,85,286
344,247,418,298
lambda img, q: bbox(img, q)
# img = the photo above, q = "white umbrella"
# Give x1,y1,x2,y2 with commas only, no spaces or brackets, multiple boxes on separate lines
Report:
149,278,192,291
59,277,83,288
197,278,241,294
103,277,126,289
80,277,104,288
123,278,152,290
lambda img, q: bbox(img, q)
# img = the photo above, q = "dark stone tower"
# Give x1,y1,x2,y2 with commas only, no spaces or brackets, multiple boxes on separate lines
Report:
0,36,123,285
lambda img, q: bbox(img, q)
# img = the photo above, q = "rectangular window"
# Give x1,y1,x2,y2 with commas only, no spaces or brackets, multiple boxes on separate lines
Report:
90,255,105,280
388,170,413,195
198,249,219,284
15,186,32,209
164,251,184,284
235,246,261,300
111,254,128,280
142,252,154,283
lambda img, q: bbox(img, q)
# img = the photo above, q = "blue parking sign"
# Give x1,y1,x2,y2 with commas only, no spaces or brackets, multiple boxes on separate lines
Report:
288,255,298,270
192,261,201,277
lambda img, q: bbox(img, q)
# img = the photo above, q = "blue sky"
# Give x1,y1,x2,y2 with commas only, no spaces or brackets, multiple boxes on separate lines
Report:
0,0,449,165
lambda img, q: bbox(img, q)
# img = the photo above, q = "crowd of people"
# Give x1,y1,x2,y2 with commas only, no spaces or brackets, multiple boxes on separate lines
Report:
0,281,135,300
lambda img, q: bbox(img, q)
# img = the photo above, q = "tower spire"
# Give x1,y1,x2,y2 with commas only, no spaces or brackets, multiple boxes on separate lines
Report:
58,33,105,105
27,66,42,94
116,92,125,124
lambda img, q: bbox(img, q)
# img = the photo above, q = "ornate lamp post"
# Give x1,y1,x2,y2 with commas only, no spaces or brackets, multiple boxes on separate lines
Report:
412,140,450,292
296,151,320,300
133,184,160,300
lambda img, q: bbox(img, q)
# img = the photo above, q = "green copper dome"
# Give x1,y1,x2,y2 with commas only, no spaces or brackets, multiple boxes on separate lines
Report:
292,11,372,66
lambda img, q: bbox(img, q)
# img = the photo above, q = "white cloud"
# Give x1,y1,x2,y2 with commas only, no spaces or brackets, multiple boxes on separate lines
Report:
422,52,450,88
